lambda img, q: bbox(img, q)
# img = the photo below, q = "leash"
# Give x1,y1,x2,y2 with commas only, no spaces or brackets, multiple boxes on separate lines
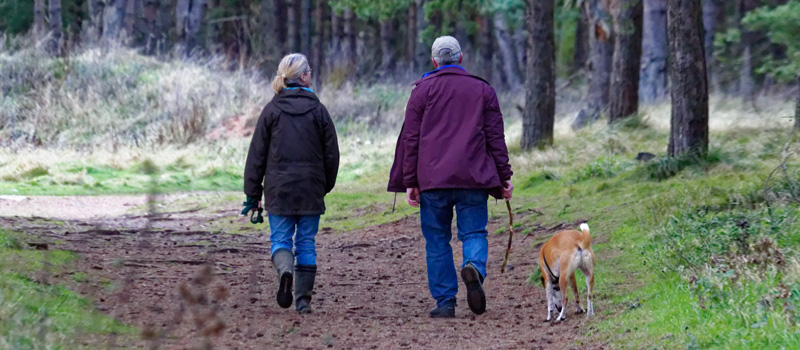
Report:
500,201,514,273
250,207,264,224
542,253,560,291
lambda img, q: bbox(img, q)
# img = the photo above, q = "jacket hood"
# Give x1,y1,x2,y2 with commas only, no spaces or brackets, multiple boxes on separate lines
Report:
272,88,320,115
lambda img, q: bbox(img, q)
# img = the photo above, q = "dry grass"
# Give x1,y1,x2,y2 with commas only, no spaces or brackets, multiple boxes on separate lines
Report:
1,44,270,148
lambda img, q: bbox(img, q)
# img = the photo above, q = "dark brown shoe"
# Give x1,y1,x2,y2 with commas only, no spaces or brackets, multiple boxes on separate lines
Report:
429,300,456,318
461,264,486,315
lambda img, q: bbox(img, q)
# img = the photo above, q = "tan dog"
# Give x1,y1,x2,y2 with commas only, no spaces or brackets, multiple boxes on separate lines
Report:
538,223,595,322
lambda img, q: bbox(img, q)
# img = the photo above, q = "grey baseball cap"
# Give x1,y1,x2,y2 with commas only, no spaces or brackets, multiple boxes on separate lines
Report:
431,36,461,58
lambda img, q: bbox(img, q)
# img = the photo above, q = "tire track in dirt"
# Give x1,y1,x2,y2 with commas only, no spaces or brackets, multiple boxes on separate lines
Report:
1,201,606,349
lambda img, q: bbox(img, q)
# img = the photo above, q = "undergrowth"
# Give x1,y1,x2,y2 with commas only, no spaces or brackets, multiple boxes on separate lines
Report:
0,229,131,348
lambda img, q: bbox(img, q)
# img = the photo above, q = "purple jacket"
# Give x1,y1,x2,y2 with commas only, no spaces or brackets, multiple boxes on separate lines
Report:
387,66,513,199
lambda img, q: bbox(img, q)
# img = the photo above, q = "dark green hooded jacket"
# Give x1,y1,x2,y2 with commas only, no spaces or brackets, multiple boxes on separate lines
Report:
244,87,339,216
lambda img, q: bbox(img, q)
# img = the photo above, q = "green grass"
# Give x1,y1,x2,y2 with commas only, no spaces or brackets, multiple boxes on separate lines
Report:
0,230,132,348
0,165,242,196
503,122,800,348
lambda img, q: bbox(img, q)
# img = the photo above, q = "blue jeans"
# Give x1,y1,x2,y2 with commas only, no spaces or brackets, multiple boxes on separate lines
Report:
419,189,489,306
268,214,321,266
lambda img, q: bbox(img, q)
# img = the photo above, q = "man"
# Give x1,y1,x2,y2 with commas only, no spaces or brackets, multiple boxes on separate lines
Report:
387,36,514,318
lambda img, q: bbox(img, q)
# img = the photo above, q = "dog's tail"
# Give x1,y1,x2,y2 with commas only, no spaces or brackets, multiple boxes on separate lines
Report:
578,223,592,249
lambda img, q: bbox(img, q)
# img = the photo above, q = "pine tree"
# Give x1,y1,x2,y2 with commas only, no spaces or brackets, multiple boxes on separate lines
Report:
522,0,555,149
667,0,709,156
609,0,643,122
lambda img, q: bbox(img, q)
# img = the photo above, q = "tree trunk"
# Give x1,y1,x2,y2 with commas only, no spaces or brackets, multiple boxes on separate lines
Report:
572,4,590,72
522,0,555,150
795,60,799,129
87,0,104,39
124,0,137,37
639,0,668,103
301,0,312,55
184,0,207,55
379,18,394,73
48,0,62,55
702,0,717,84
407,2,418,69
414,0,429,69
312,0,324,87
494,12,523,90
514,25,527,78
738,0,759,99
330,9,342,63
573,0,613,129
609,0,643,123
144,0,160,55
275,0,287,55
34,0,46,36
477,16,494,82
260,0,278,66
667,0,708,157
103,0,129,42
176,0,189,39
287,0,299,52
204,0,219,52
344,7,356,69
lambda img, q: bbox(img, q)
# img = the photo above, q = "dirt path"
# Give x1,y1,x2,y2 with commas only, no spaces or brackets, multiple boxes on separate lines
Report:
1,195,605,350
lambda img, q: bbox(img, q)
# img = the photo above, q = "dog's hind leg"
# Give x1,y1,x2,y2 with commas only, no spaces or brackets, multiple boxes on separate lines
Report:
544,281,554,322
580,264,595,317
570,272,585,314
557,270,569,321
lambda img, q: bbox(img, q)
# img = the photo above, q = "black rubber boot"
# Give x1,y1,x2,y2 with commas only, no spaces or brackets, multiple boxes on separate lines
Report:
429,299,456,318
271,249,294,309
294,264,317,314
461,263,486,315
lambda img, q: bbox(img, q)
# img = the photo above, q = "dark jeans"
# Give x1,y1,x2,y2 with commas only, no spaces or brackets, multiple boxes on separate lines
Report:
419,189,489,307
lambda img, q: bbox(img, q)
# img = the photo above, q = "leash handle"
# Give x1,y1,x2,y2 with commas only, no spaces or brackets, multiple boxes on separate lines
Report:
501,201,514,273
250,207,264,224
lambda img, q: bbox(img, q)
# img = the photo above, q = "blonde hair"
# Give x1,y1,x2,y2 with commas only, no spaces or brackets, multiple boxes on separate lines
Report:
271,53,311,95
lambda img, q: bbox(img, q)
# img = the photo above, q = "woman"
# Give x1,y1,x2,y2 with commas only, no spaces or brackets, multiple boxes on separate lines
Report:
242,53,339,314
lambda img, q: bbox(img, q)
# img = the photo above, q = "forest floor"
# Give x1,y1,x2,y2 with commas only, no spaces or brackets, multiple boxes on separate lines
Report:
0,194,604,349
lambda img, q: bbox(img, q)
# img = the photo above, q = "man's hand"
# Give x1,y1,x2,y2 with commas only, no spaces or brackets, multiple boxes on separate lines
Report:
502,180,513,201
406,187,420,207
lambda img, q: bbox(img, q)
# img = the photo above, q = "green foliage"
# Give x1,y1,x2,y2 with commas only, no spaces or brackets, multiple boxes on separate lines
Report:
336,0,414,20
520,170,559,189
571,156,631,183
0,0,33,35
743,1,800,83
630,202,800,349
555,4,581,75
647,206,797,273
0,229,131,347
634,148,732,181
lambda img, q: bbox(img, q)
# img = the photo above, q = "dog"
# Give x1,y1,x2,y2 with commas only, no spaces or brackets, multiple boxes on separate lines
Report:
538,223,595,322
